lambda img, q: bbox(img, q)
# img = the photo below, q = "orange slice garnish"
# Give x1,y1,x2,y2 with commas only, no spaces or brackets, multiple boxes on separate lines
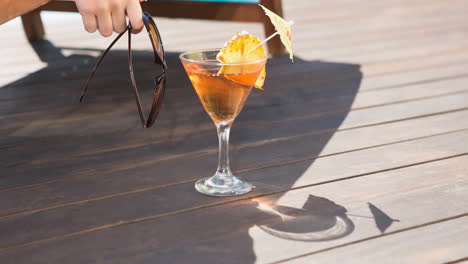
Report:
217,31,267,89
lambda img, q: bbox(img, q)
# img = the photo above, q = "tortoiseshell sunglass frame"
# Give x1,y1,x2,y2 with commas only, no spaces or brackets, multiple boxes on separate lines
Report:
80,12,167,128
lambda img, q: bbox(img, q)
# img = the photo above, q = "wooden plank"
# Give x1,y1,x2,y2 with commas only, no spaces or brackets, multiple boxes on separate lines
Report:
287,0,454,21
5,15,466,87
302,22,468,55
293,0,468,34
3,75,468,169
1,125,467,243
1,153,467,263
283,217,468,264
2,51,468,144
350,76,468,109
1,2,463,49
1,1,468,262
4,21,468,76
1,79,466,147
0,0,464,183
3,49,468,105
2,0,464,67
2,86,468,189
9,20,465,74
3,42,468,117
3,59,468,142
360,62,468,91
4,86,464,184
3,10,468,87
4,0,460,83
1,56,360,145
290,1,468,45
295,31,468,64
3,1,466,58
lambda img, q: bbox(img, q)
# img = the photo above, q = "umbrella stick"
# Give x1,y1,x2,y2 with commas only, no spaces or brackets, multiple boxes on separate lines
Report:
246,32,279,55
246,20,294,56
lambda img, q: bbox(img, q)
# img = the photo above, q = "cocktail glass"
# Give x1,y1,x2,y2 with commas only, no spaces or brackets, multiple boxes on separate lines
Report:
180,49,267,196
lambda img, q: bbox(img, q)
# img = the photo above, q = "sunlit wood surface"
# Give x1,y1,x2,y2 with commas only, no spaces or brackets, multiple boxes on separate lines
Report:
1,0,468,263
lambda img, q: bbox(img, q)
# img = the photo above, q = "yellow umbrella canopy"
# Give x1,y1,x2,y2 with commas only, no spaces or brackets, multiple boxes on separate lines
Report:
259,4,294,61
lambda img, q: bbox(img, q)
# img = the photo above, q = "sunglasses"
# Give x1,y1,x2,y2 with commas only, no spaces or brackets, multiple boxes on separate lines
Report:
79,12,167,128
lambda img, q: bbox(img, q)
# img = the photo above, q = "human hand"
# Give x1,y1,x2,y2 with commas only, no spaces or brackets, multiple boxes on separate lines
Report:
74,0,145,37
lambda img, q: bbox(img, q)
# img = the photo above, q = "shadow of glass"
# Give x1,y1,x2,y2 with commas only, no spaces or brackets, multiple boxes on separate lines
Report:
255,195,354,241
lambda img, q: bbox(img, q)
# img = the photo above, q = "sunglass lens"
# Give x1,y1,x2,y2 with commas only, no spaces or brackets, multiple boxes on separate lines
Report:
146,75,165,127
143,13,165,66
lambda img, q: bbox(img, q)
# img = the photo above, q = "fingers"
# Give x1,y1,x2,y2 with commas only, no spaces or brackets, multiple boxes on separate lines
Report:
81,13,97,33
76,0,143,36
111,5,127,33
97,10,113,37
126,0,144,34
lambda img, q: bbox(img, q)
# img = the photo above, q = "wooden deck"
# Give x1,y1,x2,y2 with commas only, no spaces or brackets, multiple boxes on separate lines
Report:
1,0,468,263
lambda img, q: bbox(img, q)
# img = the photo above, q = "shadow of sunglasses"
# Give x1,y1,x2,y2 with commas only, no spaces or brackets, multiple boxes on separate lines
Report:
80,12,166,128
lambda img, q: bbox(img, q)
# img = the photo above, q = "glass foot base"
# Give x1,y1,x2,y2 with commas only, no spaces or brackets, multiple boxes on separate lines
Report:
195,175,253,197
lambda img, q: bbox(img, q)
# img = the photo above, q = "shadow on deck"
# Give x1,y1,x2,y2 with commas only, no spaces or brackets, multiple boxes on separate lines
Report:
0,39,370,263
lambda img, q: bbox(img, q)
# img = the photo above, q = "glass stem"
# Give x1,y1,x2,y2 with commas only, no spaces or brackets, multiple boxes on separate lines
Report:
216,122,232,178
